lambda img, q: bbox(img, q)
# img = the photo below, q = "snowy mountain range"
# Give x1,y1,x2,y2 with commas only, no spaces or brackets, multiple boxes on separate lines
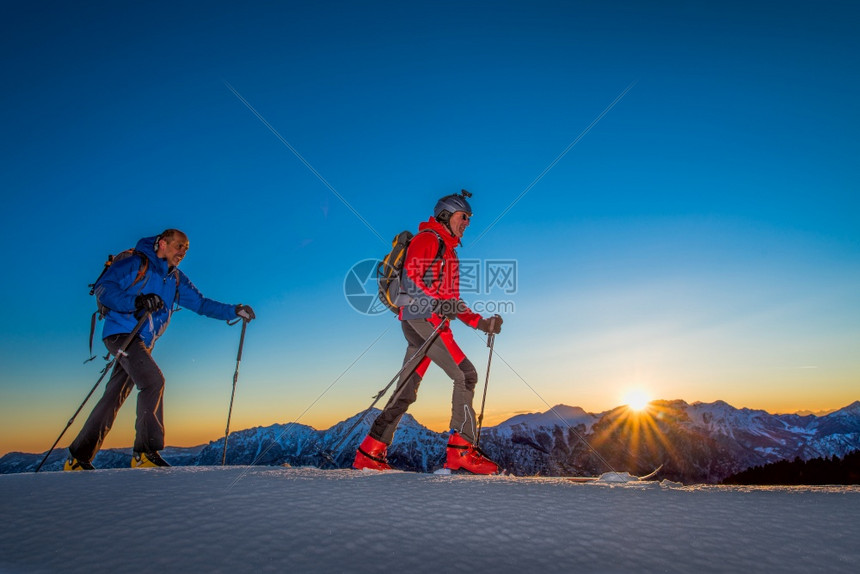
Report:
4,400,858,483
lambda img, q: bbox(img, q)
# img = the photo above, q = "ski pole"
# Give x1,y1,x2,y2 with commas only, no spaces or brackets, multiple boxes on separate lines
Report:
222,319,248,465
475,319,498,446
323,318,449,465
34,312,151,473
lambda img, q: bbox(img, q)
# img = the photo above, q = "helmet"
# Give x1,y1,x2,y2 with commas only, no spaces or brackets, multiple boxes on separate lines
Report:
434,189,473,223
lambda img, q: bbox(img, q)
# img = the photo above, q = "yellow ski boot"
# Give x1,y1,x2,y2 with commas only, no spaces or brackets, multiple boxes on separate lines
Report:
63,455,95,471
131,451,171,468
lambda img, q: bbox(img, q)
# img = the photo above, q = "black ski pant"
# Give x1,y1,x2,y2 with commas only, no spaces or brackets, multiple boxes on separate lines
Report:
370,318,478,445
69,334,165,462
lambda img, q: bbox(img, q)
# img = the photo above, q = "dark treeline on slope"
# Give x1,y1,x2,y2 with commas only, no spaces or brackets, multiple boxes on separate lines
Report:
721,450,860,485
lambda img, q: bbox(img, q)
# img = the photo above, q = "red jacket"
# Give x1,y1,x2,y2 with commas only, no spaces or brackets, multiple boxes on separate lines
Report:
399,217,481,327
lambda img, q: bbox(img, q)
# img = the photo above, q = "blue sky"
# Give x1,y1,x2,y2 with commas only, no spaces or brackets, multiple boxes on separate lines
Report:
2,1,858,455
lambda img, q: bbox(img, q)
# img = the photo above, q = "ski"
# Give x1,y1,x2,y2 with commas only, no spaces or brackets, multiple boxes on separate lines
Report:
513,464,664,483
637,464,663,481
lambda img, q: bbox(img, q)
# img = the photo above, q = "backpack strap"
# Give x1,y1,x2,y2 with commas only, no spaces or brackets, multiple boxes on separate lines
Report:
169,268,182,313
131,251,149,287
85,310,99,363
418,229,447,293
86,251,150,362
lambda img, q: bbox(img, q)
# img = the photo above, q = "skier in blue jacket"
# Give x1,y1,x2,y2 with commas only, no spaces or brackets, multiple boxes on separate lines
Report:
65,229,256,470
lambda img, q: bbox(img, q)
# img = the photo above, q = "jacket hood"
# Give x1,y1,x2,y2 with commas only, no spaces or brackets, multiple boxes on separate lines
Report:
418,217,461,248
135,235,170,276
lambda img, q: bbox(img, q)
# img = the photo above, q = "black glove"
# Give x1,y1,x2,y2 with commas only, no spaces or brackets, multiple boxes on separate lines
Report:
134,293,164,318
432,298,466,321
235,304,256,322
476,314,503,335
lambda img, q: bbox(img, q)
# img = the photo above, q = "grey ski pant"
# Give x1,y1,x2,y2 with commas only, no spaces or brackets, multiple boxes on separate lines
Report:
69,334,166,461
370,318,478,445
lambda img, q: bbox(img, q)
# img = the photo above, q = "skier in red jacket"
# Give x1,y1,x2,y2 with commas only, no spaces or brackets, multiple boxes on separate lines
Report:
353,191,503,474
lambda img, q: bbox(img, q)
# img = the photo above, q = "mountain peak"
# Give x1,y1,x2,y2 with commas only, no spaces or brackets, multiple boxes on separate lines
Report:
495,404,596,429
826,401,860,418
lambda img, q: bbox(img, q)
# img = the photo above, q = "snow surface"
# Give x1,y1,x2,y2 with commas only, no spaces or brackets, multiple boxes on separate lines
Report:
1,467,858,574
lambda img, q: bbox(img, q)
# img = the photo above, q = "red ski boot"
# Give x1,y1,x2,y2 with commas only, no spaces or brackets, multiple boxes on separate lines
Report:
352,435,392,471
445,431,500,475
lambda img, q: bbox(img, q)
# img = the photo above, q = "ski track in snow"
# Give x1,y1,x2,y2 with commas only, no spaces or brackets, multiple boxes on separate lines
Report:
1,467,858,574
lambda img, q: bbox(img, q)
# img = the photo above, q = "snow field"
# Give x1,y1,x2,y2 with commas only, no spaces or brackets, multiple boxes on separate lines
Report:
0,466,858,573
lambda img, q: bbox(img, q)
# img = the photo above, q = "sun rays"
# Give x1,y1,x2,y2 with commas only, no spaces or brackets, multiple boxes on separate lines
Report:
588,398,682,473
622,388,652,412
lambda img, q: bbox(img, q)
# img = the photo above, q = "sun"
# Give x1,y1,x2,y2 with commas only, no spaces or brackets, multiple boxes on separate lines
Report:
622,388,652,412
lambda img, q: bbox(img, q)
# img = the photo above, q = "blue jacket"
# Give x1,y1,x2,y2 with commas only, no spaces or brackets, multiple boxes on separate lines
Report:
94,236,238,347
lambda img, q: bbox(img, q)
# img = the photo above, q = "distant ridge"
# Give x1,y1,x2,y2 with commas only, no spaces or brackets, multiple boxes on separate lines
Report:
3,400,858,484
791,409,837,417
